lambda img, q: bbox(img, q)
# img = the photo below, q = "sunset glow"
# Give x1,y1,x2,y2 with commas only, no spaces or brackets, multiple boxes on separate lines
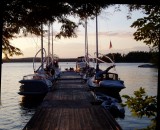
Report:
9,6,149,59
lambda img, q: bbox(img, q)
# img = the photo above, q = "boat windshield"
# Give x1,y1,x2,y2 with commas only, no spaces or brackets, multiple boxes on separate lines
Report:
77,56,85,62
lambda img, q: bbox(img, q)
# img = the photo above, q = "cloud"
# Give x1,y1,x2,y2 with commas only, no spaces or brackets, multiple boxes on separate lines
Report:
99,46,150,55
77,30,134,38
98,31,134,37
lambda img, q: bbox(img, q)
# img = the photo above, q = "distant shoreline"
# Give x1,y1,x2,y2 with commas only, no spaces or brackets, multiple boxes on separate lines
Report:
2,57,77,63
2,51,157,64
2,57,155,64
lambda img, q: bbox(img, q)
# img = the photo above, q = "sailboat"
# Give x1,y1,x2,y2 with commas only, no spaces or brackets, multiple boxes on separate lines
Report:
76,17,88,74
76,17,96,81
18,23,59,96
87,13,125,103
46,22,61,80
85,12,125,118
18,49,53,96
87,53,125,102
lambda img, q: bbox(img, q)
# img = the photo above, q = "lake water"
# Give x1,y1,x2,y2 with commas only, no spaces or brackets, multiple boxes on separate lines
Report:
0,62,158,130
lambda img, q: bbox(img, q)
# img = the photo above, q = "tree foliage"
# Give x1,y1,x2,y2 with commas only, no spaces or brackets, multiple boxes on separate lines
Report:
100,51,157,63
122,87,157,118
2,1,110,58
127,5,160,52
122,87,157,130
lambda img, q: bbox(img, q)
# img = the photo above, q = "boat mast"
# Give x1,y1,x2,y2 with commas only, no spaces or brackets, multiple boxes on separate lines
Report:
85,17,88,63
41,24,44,69
84,4,89,64
95,8,99,71
51,23,54,60
48,22,51,61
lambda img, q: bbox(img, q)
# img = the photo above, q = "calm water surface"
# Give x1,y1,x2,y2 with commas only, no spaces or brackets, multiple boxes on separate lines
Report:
0,62,158,130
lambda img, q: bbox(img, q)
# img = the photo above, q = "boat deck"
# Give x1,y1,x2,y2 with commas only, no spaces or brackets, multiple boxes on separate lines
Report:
23,71,122,130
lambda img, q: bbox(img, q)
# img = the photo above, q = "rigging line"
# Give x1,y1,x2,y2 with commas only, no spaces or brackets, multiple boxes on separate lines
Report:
31,34,40,54
104,13,115,63
41,24,44,69
48,21,51,56
31,34,39,48
51,23,54,60
95,7,99,71
98,9,111,55
85,17,89,62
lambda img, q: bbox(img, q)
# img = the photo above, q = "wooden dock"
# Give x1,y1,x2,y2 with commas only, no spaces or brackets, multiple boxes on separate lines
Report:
23,71,122,130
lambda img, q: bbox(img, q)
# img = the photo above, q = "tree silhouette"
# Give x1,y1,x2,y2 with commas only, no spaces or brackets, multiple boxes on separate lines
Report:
2,1,110,58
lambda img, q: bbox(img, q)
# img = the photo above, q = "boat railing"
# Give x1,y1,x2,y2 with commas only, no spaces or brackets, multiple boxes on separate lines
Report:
23,73,49,80
94,52,117,73
33,48,47,72
94,52,115,65
23,74,32,78
23,74,37,80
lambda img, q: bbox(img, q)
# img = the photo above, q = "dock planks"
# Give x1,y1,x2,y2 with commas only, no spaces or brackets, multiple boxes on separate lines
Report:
23,71,122,130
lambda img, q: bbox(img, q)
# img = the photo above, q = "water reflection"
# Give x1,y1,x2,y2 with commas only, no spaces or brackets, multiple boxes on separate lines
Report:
17,96,45,129
1,63,158,130
19,96,44,109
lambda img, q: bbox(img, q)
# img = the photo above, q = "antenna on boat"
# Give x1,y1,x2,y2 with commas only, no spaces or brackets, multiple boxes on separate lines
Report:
95,7,99,72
